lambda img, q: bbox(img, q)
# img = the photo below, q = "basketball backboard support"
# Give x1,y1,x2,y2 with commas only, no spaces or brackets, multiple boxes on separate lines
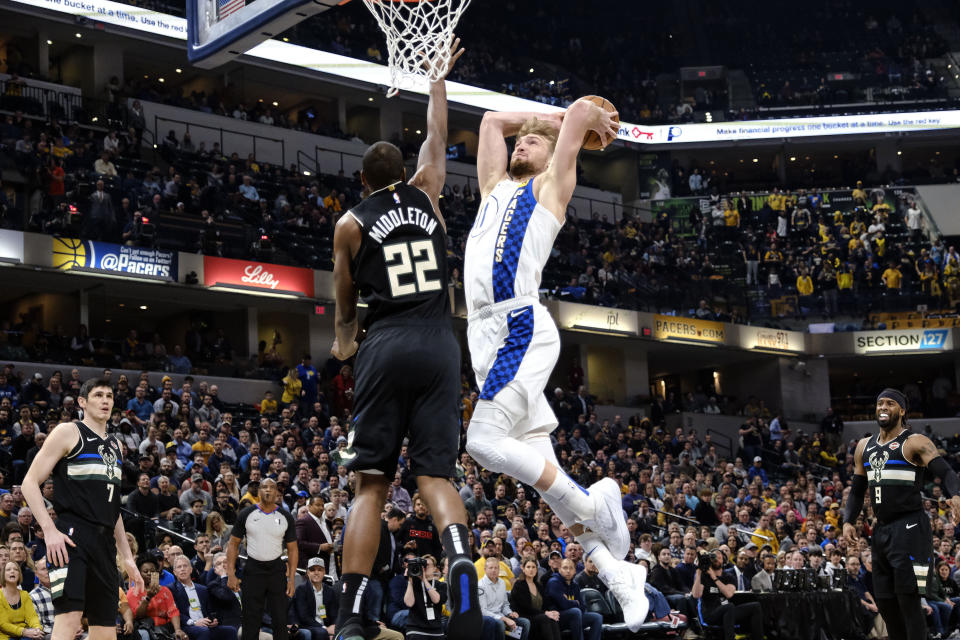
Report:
188,0,340,69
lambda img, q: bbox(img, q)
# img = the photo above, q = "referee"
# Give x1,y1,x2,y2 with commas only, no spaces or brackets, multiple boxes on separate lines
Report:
226,478,298,640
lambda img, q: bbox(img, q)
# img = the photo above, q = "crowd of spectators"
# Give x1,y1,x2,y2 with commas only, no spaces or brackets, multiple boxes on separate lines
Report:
3,92,957,327
0,353,953,639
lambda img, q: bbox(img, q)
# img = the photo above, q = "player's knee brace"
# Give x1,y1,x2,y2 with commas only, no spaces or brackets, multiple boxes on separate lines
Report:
465,402,511,470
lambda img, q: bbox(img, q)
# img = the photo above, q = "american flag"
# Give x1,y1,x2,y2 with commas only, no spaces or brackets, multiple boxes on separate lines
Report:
218,0,245,20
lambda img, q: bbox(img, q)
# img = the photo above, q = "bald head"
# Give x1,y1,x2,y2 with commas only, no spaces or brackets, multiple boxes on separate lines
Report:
361,141,405,191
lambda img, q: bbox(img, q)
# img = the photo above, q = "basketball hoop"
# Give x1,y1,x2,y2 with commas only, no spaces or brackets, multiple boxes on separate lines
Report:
362,0,472,97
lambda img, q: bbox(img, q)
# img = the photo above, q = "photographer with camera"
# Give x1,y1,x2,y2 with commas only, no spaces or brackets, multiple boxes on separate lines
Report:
691,550,763,640
401,555,446,640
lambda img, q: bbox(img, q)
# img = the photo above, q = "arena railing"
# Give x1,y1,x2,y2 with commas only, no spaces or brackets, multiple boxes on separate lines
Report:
705,428,734,458
153,114,287,167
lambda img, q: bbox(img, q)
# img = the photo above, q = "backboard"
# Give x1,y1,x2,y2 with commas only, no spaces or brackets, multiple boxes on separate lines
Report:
188,0,340,69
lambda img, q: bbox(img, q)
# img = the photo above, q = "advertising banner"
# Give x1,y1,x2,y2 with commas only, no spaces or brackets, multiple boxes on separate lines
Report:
558,303,638,335
203,256,315,297
653,315,725,344
51,238,177,280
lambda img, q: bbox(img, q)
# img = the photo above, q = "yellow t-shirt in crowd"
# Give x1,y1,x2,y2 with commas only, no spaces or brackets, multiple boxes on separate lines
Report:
882,268,903,289
796,276,814,296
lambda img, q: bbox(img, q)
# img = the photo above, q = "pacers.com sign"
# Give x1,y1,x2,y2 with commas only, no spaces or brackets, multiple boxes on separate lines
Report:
854,329,952,354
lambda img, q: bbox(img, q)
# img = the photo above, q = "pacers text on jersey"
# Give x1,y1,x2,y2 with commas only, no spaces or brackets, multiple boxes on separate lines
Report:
367,206,438,244
494,185,524,263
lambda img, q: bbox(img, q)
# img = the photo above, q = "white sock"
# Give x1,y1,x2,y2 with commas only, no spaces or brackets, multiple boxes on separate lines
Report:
577,531,618,573
541,470,595,527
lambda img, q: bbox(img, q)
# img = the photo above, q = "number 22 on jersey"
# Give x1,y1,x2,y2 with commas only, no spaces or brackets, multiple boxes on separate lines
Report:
382,240,441,297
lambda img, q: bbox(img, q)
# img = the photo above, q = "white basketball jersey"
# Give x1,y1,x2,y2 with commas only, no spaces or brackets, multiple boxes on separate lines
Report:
464,179,563,314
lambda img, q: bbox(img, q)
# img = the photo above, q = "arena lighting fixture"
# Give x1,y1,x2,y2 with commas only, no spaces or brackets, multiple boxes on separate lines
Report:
283,37,289,42
158,78,165,83
45,39,52,45
752,158,758,163
139,305,148,310
415,129,422,134
75,32,81,38
570,323,634,336
897,150,902,155
528,68,534,73
272,101,279,106
368,97,374,102
175,68,182,73
210,282,305,299
789,156,796,161
69,267,170,283
303,170,311,176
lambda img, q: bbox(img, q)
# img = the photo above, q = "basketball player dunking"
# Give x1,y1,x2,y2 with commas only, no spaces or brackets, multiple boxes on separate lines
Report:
463,99,649,630
329,43,481,640
844,388,960,640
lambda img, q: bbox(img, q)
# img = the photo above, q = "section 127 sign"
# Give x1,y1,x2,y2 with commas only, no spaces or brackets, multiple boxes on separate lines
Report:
51,238,177,281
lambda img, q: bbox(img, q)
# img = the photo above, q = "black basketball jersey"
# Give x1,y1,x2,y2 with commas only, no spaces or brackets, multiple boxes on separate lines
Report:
348,181,450,329
863,428,923,522
51,421,123,528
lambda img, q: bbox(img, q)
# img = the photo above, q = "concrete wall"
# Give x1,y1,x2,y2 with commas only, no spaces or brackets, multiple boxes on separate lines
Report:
778,356,831,422
5,362,278,403
916,184,960,236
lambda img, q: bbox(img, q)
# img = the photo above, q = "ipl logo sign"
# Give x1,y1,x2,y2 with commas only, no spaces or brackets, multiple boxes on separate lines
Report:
869,450,889,483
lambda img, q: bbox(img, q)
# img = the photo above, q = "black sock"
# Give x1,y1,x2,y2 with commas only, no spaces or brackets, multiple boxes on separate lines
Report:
335,573,369,628
442,523,471,559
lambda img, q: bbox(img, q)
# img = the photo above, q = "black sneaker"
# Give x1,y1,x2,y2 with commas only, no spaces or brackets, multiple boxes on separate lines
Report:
446,555,482,640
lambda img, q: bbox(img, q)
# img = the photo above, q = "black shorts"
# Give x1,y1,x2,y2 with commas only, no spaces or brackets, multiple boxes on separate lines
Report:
50,515,120,626
871,510,933,597
343,320,460,478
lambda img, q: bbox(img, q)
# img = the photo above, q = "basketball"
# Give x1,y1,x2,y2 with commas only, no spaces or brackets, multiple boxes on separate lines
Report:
580,95,619,151
51,237,86,270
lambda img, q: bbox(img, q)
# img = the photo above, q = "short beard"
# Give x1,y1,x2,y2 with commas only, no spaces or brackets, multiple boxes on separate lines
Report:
877,408,901,431
509,158,540,179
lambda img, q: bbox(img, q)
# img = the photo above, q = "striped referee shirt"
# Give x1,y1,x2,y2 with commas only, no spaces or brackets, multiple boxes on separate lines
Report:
233,504,296,561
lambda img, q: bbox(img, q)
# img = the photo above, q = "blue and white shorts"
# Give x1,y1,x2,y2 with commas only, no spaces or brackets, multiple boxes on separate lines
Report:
467,297,560,438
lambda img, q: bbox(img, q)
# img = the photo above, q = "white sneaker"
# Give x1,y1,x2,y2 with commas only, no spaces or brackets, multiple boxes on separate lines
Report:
600,560,649,632
584,477,630,560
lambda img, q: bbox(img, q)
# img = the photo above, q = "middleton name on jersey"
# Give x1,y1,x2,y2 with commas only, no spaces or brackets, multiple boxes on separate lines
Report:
368,202,439,244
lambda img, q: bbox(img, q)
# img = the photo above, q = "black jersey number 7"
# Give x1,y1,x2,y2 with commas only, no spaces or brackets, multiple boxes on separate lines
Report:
382,240,442,297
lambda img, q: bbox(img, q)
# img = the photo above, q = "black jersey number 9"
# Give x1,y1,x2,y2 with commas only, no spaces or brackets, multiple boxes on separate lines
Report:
383,240,442,297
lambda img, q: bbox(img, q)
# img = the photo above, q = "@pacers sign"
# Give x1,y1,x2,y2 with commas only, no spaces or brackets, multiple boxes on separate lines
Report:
203,256,315,297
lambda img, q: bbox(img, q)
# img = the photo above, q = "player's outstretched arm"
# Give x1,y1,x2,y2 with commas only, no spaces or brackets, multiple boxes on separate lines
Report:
22,422,80,566
331,216,361,361
477,110,562,200
409,38,465,222
537,98,618,221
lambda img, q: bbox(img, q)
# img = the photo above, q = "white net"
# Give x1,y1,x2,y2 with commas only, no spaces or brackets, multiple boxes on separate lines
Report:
362,0,472,97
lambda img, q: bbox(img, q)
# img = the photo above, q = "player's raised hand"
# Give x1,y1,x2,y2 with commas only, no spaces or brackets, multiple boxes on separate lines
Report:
331,337,358,361
423,37,465,81
44,526,75,567
591,107,620,148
